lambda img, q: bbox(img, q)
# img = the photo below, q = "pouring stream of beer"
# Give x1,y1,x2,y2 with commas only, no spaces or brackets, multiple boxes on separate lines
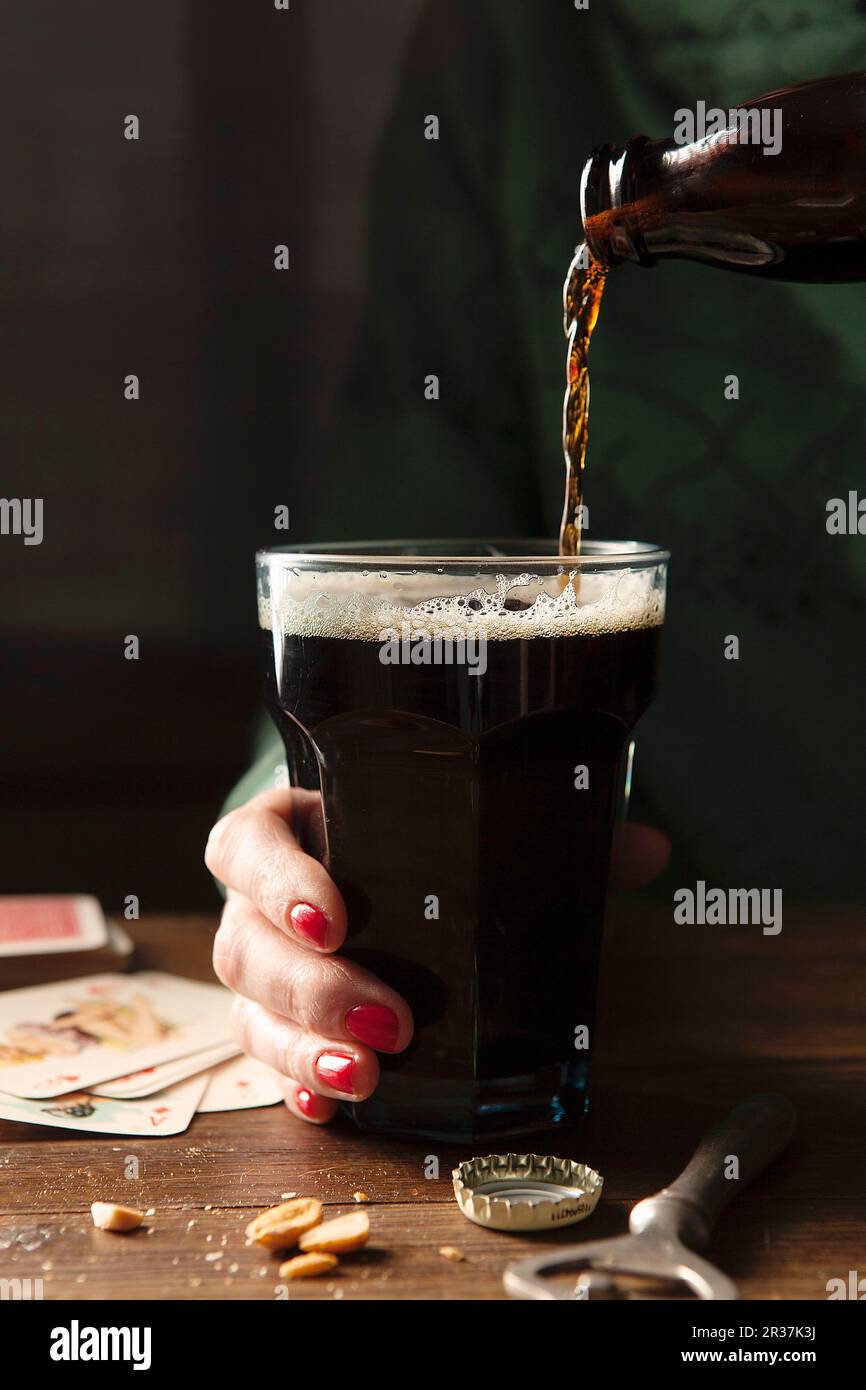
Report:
559,242,608,559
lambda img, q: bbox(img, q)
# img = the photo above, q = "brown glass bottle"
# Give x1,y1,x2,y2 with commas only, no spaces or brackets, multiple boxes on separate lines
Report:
581,70,866,281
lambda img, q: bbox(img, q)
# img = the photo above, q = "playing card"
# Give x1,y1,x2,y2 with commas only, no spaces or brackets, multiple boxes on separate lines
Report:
1,920,135,992
90,1041,241,1098
0,972,233,1097
0,896,107,957
197,1054,284,1112
0,1072,208,1136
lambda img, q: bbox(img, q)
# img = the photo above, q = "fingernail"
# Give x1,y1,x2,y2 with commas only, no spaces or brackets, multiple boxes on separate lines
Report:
289,902,330,948
315,1052,356,1094
295,1086,325,1120
345,1003,400,1053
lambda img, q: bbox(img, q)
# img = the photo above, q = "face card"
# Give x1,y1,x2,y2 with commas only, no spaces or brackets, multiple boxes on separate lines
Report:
0,896,108,957
90,1042,241,1098
0,972,233,1097
197,1054,284,1113
0,1072,208,1136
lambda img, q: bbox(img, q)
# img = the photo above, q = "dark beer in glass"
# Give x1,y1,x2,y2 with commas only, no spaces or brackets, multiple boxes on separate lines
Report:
257,540,667,1141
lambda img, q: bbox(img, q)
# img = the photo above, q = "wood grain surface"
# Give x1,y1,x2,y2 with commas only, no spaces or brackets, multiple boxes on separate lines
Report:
0,902,862,1300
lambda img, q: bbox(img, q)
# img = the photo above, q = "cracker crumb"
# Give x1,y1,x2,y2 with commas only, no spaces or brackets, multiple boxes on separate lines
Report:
279,1251,339,1280
90,1202,144,1233
353,1191,370,1204
439,1246,465,1262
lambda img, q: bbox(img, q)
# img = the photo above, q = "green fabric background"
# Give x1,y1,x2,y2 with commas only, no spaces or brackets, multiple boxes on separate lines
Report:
230,1,866,900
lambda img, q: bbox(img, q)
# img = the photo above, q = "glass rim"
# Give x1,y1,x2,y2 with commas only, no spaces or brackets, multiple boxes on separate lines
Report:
257,538,669,570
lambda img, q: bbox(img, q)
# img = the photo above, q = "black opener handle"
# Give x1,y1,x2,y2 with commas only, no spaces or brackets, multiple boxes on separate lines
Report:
629,1093,797,1249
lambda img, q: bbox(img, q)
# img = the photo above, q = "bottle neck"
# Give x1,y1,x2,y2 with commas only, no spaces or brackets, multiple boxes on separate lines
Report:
580,137,659,269
579,74,866,282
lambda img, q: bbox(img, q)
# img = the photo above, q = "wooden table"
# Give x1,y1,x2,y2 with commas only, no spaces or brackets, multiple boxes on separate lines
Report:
1,904,862,1300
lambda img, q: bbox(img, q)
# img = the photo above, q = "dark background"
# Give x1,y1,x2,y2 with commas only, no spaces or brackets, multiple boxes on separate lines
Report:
4,2,863,915
0,1,426,909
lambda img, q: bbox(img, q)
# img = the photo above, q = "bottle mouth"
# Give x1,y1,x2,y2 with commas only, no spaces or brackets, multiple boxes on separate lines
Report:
580,138,656,268
579,144,622,265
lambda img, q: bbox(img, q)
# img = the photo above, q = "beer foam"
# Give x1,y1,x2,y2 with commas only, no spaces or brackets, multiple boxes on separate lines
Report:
259,566,665,640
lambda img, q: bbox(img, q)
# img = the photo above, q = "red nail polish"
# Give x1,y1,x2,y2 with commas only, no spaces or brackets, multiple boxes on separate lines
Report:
289,902,330,948
315,1052,356,1094
345,1004,400,1053
295,1087,321,1119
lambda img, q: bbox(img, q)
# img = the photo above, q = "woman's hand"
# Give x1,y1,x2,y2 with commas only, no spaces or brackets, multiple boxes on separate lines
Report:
205,787,414,1125
206,786,670,1127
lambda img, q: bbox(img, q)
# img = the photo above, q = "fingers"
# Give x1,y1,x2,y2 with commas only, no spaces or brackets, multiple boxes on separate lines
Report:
208,791,412,1129
205,788,347,953
277,1076,339,1126
213,896,413,1053
610,822,671,890
231,996,380,1103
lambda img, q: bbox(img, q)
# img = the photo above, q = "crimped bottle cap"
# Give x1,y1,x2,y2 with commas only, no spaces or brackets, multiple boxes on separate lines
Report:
452,1153,603,1232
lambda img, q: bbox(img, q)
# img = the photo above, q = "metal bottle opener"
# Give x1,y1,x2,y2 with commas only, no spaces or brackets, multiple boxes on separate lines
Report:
504,1092,796,1300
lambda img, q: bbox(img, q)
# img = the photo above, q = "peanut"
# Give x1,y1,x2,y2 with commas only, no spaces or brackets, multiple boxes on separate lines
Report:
278,1252,339,1279
298,1210,370,1254
245,1197,322,1251
90,1202,144,1233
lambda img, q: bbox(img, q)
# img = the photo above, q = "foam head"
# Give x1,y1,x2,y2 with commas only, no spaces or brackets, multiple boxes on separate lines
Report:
259,566,665,640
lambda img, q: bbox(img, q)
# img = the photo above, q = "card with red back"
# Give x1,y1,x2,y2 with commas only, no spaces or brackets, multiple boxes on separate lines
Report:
0,896,107,957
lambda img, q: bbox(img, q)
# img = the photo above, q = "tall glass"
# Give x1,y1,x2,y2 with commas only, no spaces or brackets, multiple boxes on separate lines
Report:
257,540,668,1141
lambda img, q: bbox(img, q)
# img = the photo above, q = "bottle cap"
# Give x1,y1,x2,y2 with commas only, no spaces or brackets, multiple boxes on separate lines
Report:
452,1153,603,1232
